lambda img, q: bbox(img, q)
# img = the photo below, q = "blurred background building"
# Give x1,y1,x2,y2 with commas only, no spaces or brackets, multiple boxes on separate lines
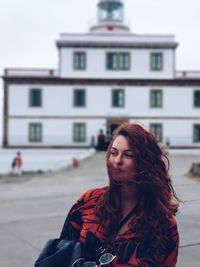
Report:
2,0,200,148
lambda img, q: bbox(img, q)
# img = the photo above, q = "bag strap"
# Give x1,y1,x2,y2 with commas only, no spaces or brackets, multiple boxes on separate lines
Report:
99,206,137,255
114,206,137,234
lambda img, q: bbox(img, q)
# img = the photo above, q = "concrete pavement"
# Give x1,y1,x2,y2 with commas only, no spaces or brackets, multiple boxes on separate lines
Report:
0,151,200,267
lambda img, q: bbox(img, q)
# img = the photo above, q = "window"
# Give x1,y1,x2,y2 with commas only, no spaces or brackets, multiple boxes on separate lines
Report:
74,52,86,70
112,89,124,107
74,89,86,107
107,53,118,70
29,89,42,107
118,53,130,70
150,90,163,107
29,123,42,142
194,125,200,142
107,52,130,70
151,52,163,71
73,123,86,142
194,91,200,107
150,123,163,142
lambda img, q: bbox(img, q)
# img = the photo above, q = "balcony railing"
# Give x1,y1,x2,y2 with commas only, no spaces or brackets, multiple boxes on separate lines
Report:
4,68,58,77
175,71,200,79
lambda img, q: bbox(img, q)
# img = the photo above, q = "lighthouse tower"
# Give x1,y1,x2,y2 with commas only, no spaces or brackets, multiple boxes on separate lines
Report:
90,0,130,33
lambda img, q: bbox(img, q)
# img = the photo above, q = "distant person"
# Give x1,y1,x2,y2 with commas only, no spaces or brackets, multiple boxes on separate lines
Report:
166,137,170,148
11,156,16,174
15,152,23,176
105,130,112,150
58,123,180,266
97,129,105,151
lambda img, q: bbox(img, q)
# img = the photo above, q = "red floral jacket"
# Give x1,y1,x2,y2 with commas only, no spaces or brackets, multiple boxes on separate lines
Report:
60,187,179,267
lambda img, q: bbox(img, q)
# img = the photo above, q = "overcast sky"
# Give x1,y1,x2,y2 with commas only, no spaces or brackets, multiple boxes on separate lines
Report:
0,0,200,142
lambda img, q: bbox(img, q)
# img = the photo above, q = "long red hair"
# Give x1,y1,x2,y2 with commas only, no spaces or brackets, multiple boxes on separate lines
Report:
96,122,180,247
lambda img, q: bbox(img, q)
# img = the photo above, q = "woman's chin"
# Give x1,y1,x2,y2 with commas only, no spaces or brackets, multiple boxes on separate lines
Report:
111,175,134,183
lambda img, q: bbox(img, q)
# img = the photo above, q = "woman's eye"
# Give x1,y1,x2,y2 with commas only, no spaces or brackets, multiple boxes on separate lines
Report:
124,153,134,158
110,150,117,156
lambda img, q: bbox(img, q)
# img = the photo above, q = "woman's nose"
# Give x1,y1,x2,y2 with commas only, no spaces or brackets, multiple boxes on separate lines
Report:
115,154,123,165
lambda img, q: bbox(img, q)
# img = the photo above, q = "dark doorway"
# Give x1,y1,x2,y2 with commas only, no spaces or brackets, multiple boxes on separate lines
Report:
107,118,129,135
110,123,120,134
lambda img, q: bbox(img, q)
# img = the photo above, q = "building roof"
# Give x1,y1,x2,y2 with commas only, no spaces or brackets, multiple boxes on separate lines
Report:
56,33,178,49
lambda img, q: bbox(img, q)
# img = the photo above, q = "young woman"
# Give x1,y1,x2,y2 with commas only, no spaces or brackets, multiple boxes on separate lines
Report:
60,123,180,267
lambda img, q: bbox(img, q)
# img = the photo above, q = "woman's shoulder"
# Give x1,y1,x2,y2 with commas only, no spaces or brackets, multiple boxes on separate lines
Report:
163,215,179,237
77,187,107,203
168,215,178,228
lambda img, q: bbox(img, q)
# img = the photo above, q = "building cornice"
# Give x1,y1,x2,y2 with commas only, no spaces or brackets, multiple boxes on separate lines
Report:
56,41,177,49
9,115,200,120
2,76,200,87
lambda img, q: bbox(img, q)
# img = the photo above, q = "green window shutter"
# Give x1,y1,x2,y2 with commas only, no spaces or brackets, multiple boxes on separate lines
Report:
29,123,42,142
74,52,86,70
151,53,163,71
74,89,86,107
150,123,163,142
30,89,42,107
150,90,162,107
194,125,200,142
73,123,86,142
194,91,200,107
112,89,124,107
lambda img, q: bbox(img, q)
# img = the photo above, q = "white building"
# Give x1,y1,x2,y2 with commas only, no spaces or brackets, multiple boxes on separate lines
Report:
2,0,200,148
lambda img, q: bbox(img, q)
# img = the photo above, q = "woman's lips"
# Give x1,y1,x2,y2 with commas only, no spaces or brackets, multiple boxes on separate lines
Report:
112,168,124,172
108,165,135,182
109,168,125,178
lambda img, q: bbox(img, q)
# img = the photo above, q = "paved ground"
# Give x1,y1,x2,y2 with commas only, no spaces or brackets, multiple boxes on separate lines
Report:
0,151,199,267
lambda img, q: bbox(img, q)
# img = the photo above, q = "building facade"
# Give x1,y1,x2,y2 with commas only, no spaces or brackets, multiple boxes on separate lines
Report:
2,0,200,148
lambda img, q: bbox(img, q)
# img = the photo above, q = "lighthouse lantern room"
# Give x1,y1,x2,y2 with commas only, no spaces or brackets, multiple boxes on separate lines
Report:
90,0,130,33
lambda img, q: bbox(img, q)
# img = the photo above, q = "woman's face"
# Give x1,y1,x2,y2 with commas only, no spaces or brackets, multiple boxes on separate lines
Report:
108,135,136,182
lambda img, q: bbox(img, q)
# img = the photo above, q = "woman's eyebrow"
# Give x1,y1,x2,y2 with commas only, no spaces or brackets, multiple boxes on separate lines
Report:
111,147,133,153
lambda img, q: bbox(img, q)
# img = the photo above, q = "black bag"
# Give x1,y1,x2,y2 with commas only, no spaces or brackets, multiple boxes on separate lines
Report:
34,238,84,267
34,206,137,267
